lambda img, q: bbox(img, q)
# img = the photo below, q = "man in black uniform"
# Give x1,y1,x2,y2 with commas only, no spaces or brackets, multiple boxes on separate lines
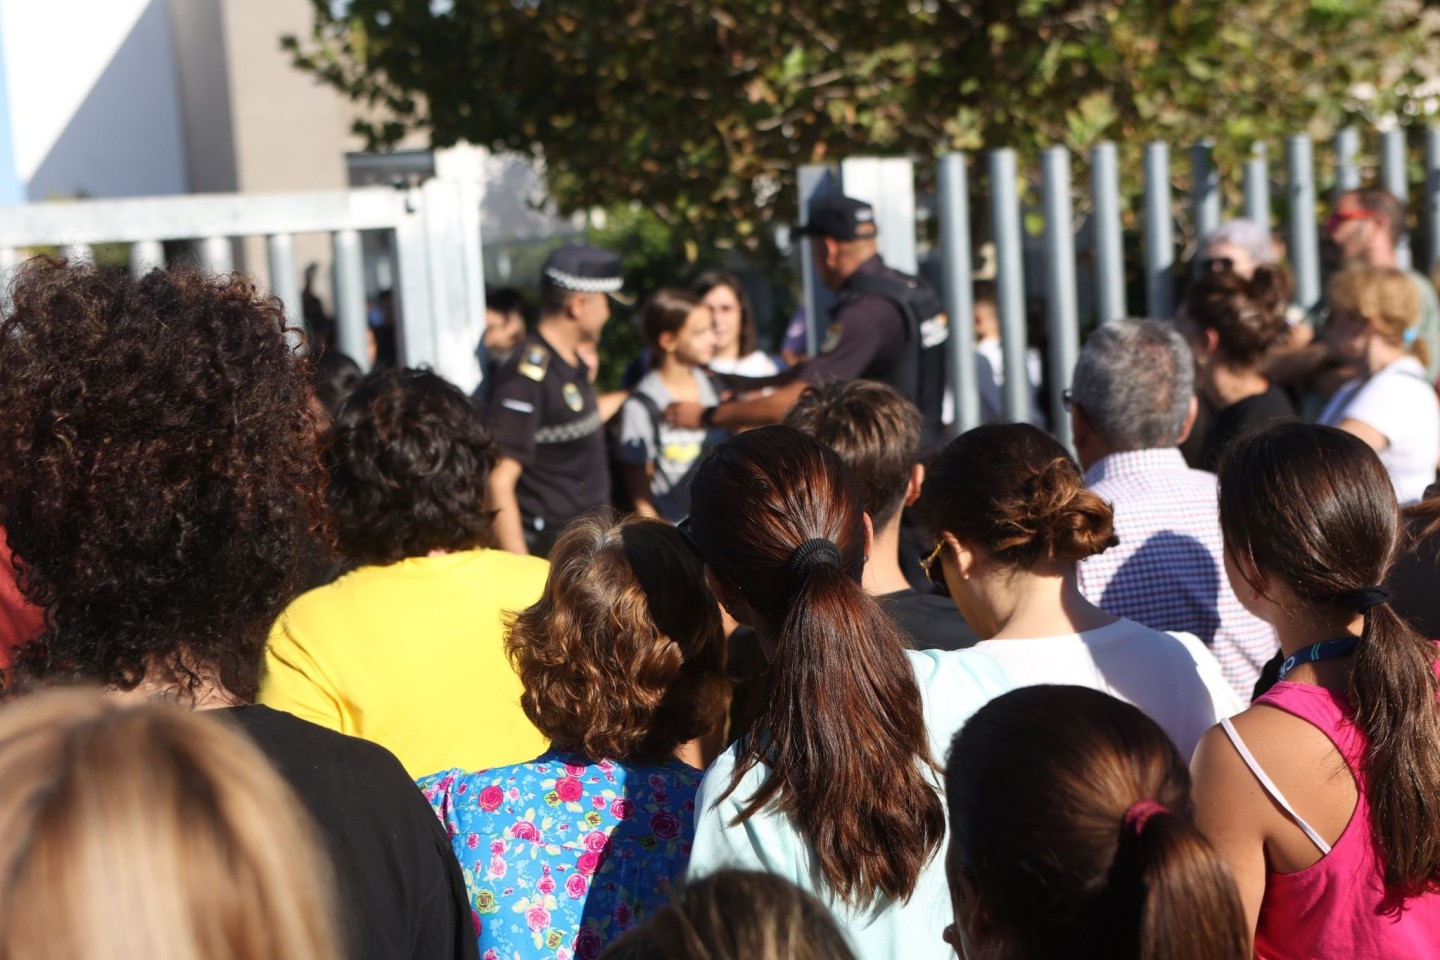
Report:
486,245,626,556
667,193,949,455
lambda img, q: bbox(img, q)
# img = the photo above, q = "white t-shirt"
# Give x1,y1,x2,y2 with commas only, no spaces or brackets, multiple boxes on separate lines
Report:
709,350,781,378
687,648,1013,960
1318,356,1440,505
971,618,1241,759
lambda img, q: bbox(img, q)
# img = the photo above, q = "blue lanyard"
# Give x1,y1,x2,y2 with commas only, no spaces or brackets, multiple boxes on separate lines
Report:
1277,637,1360,681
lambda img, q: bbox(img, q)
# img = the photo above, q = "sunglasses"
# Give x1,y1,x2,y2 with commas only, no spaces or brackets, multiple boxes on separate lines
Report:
1324,210,1379,233
921,538,951,597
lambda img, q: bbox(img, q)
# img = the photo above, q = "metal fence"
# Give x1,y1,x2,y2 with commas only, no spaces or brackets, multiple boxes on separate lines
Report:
0,145,487,394
802,127,1440,448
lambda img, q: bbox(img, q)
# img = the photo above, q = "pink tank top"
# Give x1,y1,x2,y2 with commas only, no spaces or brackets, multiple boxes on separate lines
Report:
1245,678,1440,958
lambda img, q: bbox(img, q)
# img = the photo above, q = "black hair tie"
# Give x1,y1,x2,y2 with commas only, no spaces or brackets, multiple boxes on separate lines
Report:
1351,585,1392,613
785,538,844,583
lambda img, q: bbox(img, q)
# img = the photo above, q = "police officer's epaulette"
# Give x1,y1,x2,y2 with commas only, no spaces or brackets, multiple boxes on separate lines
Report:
517,345,550,382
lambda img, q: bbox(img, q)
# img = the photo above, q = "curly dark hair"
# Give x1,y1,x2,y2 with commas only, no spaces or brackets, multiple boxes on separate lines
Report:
506,515,728,764
0,258,326,701
328,367,497,566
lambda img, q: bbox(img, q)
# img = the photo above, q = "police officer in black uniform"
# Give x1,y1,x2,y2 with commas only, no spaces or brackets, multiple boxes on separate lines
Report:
666,194,949,455
486,245,626,556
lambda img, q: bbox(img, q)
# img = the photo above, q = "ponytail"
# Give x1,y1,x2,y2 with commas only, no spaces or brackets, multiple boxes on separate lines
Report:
1348,598,1440,892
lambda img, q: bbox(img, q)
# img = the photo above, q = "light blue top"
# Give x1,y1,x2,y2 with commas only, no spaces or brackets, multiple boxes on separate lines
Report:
686,648,1013,960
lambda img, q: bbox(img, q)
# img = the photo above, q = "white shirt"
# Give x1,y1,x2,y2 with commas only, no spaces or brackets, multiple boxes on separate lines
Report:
1318,355,1440,505
709,350,780,378
971,618,1241,759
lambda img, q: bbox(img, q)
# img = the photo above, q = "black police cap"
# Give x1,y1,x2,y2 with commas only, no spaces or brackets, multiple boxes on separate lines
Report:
794,194,878,241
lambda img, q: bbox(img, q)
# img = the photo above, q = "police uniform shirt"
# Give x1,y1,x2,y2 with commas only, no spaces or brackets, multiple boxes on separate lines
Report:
800,255,908,386
488,331,609,532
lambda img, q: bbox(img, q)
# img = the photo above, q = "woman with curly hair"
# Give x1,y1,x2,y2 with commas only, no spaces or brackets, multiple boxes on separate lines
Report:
913,423,1239,758
261,367,550,777
418,515,729,960
0,258,476,960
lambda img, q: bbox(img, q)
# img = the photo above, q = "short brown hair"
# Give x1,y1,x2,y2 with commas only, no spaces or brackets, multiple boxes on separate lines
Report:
1345,187,1408,246
783,380,920,526
506,515,728,763
638,289,704,351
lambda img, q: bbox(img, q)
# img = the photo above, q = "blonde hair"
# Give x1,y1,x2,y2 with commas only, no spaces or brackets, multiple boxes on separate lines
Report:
598,870,858,960
0,690,342,960
1329,266,1428,368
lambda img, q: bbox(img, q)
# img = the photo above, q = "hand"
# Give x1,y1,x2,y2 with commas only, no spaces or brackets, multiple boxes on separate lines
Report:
666,401,707,429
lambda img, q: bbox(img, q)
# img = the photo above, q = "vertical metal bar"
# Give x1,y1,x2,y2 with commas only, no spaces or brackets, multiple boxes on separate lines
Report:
1381,128,1412,271
1424,128,1440,278
1243,144,1270,227
1287,135,1321,310
267,233,302,333
0,247,20,305
129,240,164,277
1335,127,1361,200
1092,141,1125,324
839,156,919,275
1143,142,1174,320
392,189,435,368
1191,139,1221,266
1042,147,1080,449
937,152,979,435
198,236,233,275
989,149,1030,424
797,164,839,357
332,229,370,371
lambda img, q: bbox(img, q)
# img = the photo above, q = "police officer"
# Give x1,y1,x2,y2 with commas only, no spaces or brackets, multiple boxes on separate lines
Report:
486,245,626,556
666,194,948,454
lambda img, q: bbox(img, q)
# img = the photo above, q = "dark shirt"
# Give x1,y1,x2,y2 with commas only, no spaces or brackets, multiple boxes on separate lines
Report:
1198,385,1296,472
220,705,477,960
487,331,610,534
879,587,981,652
801,256,908,387
1391,519,1440,641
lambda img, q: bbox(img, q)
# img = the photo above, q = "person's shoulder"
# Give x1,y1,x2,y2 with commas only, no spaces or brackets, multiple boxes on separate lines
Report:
491,336,553,386
905,646,1012,700
464,547,550,583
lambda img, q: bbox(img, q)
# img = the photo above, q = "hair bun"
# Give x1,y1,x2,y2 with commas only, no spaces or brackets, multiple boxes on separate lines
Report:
1022,458,1117,563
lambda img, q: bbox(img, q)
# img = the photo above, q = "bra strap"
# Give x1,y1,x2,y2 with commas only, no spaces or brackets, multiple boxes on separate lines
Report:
1220,717,1332,856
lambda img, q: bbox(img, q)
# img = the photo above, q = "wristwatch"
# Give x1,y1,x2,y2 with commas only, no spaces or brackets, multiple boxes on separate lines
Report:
700,405,719,427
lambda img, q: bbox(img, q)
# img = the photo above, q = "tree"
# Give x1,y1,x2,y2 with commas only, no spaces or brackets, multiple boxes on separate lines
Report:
288,1,1440,247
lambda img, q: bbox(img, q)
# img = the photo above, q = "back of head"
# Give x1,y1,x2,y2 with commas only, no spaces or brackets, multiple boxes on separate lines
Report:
1327,265,1425,363
1218,421,1440,892
686,426,943,906
0,258,326,701
328,367,497,567
914,423,1116,568
506,515,727,764
783,380,920,527
1202,219,1276,268
1072,318,1195,451
946,685,1248,960
599,869,859,960
638,288,703,350
1184,265,1292,367
0,689,341,960
311,350,365,421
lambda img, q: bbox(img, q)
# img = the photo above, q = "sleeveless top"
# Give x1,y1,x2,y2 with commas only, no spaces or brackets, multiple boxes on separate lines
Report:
1222,677,1440,958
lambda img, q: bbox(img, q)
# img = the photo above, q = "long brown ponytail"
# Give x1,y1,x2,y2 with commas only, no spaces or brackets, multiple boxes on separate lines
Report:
1219,421,1440,893
686,425,945,906
947,685,1248,960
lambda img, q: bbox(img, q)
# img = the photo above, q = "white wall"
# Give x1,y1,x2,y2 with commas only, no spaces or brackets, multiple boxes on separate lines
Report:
0,0,187,200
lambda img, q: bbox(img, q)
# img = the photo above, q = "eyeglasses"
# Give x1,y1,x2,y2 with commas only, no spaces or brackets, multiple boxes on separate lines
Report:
1062,388,1077,411
1324,210,1379,233
921,539,951,597
1201,256,1234,274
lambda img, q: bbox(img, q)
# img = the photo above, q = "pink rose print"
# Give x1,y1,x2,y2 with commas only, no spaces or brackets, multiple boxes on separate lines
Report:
650,811,682,841
511,819,541,842
610,798,634,820
483,950,499,960
649,774,666,790
564,762,587,777
478,785,504,812
486,855,506,880
558,949,573,960
598,759,615,772
613,901,632,928
574,927,603,959
508,787,520,800
577,851,601,876
565,873,588,899
556,777,584,803
489,839,505,855
471,910,482,937
525,903,551,932
537,868,557,895
592,796,606,810
583,831,610,854
465,833,480,850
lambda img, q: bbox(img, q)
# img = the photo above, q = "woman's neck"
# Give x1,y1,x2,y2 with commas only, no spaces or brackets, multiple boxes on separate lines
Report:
1201,360,1270,409
655,355,700,395
975,565,1116,640
113,674,245,711
715,340,741,362
1365,338,1410,376
1269,611,1365,689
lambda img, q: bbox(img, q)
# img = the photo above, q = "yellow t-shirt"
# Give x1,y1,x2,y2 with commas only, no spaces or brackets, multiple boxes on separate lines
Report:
260,549,551,779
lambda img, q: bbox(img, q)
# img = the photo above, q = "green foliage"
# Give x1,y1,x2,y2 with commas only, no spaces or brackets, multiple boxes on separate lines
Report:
287,0,1440,243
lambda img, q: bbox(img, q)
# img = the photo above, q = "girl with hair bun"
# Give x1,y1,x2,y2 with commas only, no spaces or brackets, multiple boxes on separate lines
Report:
913,423,1239,758
1192,421,1440,954
682,425,1010,960
945,685,1248,960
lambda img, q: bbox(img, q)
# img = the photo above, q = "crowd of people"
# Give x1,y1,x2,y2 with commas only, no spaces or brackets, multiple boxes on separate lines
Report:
0,182,1438,960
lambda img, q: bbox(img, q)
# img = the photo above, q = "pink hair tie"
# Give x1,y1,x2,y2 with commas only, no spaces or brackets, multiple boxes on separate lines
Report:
1123,799,1168,835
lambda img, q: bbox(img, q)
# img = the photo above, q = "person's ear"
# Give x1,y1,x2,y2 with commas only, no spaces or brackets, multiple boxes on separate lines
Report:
861,512,874,564
1230,548,1269,603
1177,393,1199,445
1069,402,1092,447
904,462,925,507
1203,326,1221,359
824,236,842,268
942,532,977,581
949,873,996,958
657,329,678,355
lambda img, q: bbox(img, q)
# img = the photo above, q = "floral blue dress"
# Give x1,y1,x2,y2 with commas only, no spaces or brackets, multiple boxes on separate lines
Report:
417,751,701,960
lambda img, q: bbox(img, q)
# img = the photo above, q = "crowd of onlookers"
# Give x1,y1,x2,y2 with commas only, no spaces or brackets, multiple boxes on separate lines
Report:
0,182,1439,960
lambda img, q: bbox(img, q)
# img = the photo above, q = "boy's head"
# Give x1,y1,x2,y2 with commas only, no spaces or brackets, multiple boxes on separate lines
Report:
783,380,921,528
639,288,715,367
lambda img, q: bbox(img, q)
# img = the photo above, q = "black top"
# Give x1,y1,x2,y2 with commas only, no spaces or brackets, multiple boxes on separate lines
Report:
220,705,477,960
1198,385,1296,472
487,330,610,532
879,587,981,652
1391,521,1440,642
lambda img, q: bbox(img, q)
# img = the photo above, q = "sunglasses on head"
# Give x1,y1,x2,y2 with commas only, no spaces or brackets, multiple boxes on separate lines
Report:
1324,210,1379,232
921,538,951,598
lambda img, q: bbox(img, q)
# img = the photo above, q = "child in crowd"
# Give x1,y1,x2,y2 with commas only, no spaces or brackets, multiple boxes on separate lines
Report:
617,290,726,522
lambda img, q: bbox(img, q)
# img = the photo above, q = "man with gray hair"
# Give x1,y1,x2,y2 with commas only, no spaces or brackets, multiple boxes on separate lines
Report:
1069,318,1275,698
